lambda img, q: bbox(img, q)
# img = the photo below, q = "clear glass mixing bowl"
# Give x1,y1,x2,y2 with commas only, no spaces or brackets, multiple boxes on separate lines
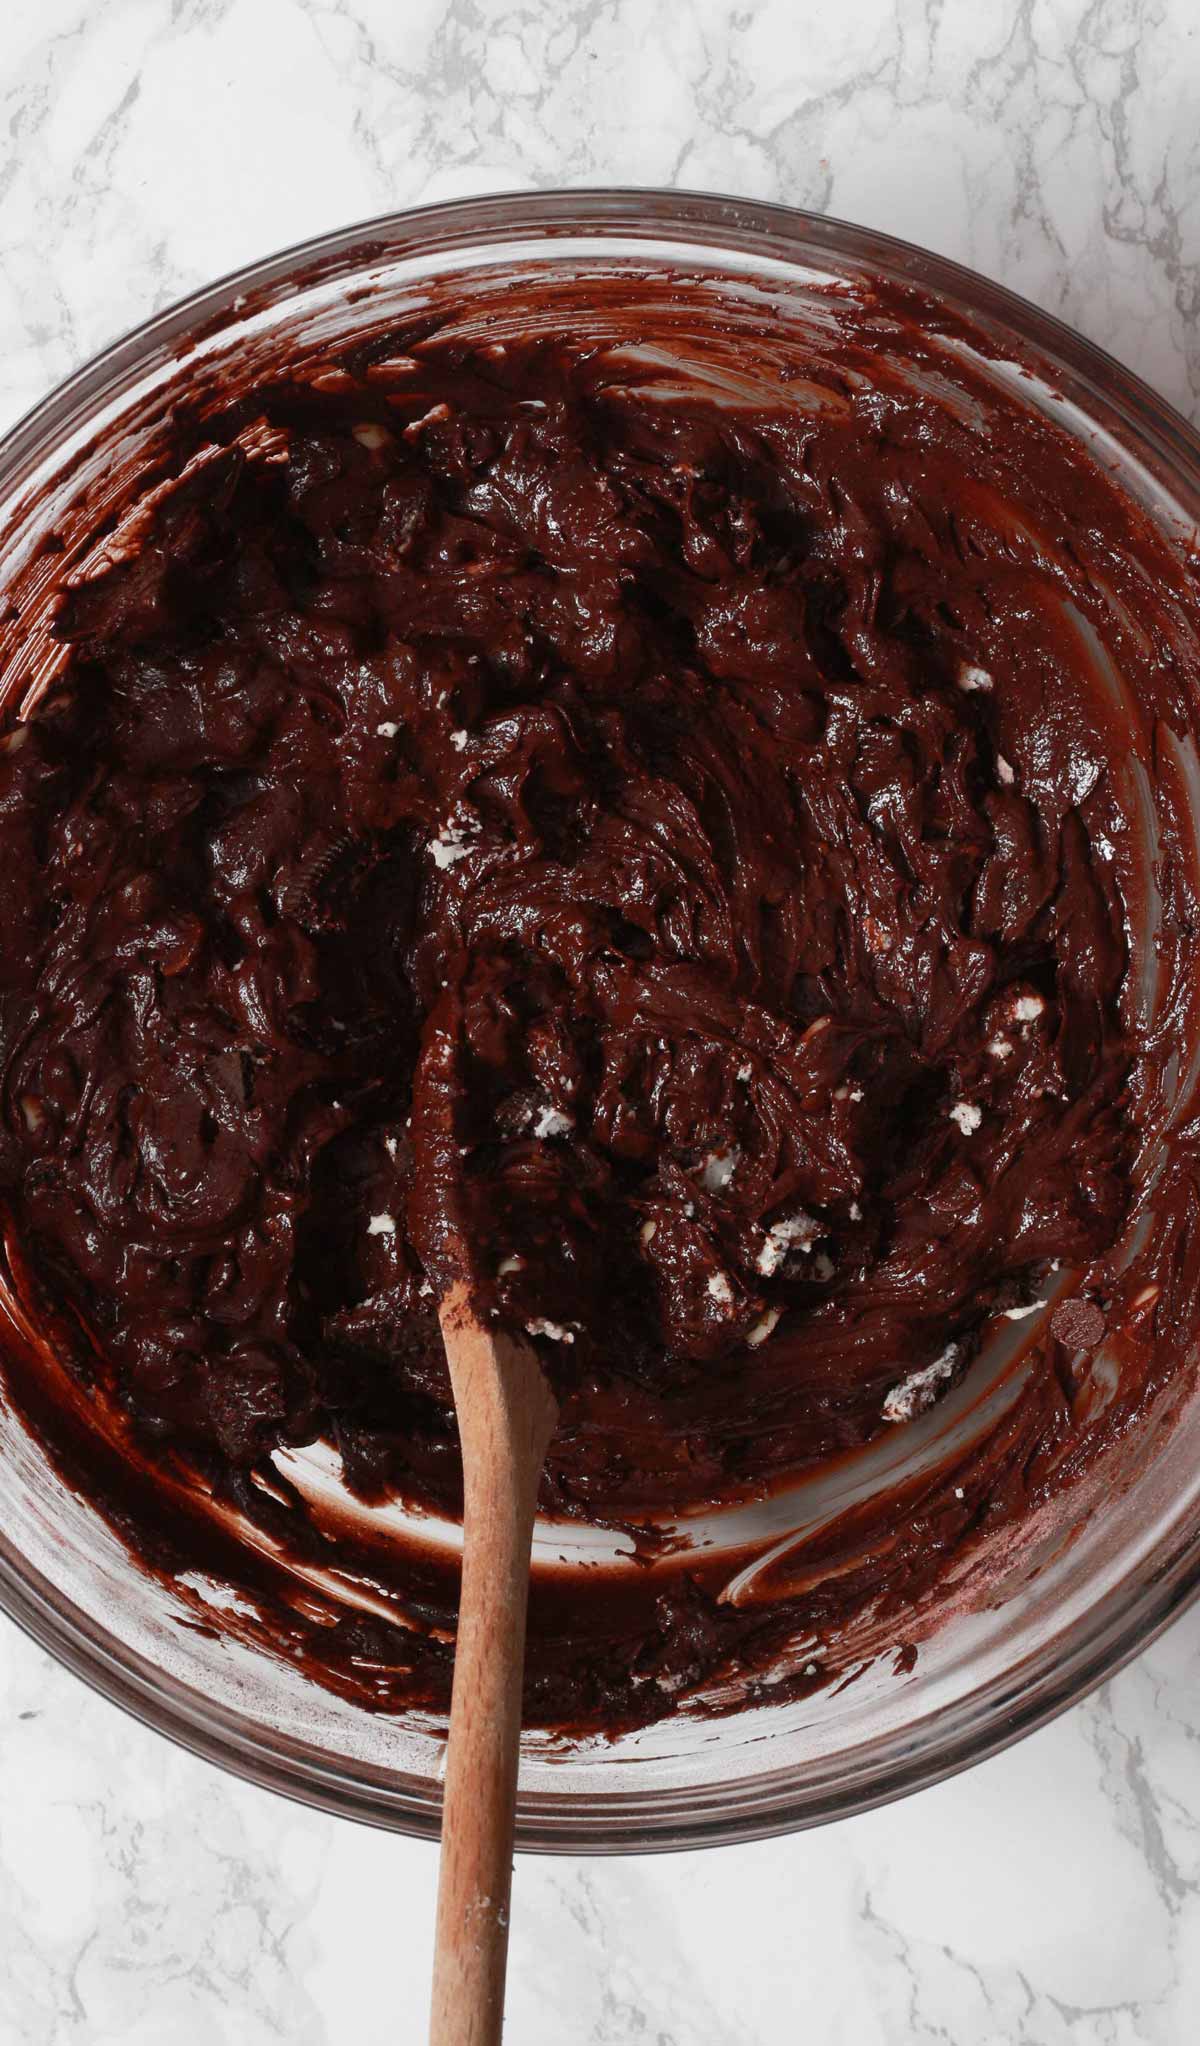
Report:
0,189,1198,1851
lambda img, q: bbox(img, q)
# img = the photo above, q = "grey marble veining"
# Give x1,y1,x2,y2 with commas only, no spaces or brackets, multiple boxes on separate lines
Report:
0,2,1199,2039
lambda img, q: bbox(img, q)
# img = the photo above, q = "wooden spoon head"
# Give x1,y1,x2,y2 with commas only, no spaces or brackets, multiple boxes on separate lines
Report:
438,1277,559,1474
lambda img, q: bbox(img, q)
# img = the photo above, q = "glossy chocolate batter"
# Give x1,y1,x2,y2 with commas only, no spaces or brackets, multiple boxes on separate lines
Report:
0,268,1196,1727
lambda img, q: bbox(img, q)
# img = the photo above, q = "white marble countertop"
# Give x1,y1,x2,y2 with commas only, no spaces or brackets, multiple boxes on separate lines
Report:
1,2,1199,2039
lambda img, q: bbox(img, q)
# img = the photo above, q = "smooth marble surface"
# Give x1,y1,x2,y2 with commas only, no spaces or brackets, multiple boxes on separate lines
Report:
1,1,1199,2038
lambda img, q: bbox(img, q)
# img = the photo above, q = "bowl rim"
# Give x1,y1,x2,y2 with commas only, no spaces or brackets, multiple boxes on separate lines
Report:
2,183,1199,1852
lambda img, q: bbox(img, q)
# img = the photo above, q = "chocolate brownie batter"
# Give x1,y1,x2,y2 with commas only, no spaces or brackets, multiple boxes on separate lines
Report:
0,265,1197,1726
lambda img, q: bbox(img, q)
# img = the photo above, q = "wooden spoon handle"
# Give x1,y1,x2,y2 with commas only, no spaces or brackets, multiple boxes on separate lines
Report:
429,1284,558,2046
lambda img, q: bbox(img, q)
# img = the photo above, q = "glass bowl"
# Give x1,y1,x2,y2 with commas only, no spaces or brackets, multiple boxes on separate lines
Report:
0,189,1198,1853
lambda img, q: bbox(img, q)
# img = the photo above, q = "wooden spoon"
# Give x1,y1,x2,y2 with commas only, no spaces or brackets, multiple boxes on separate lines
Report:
428,1276,559,2046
